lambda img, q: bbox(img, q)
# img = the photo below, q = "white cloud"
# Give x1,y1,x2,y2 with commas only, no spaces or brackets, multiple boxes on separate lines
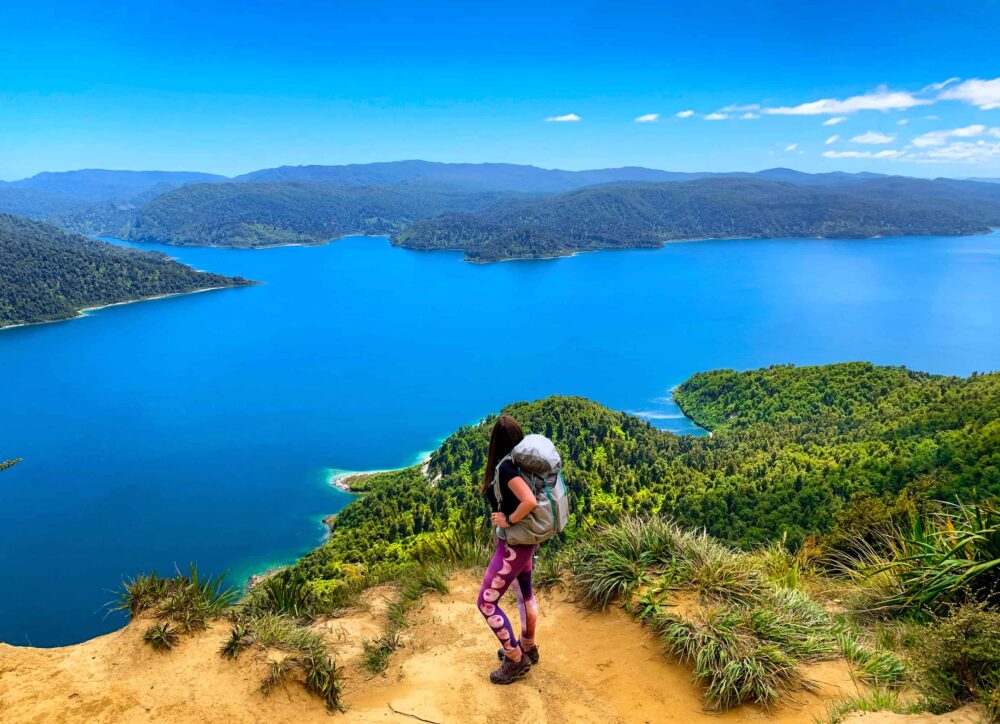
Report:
764,87,931,116
823,116,848,126
938,77,1000,110
721,103,761,112
851,130,896,144
675,110,695,118
740,112,760,119
922,77,961,93
925,115,940,120
634,113,659,123
911,124,987,148
822,150,904,159
785,143,799,152
704,112,729,121
545,113,581,122
897,118,909,126
917,140,1000,164
825,134,840,145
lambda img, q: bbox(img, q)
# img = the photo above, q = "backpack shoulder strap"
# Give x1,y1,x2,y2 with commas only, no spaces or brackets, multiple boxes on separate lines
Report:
492,454,513,506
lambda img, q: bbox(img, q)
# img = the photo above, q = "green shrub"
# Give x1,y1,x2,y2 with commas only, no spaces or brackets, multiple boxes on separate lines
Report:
914,604,1000,715
851,502,1000,617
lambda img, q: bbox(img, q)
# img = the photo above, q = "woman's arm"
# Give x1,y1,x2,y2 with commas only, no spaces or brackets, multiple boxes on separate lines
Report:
491,476,537,528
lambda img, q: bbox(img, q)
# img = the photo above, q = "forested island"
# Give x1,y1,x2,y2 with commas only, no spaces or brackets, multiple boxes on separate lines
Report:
0,214,253,328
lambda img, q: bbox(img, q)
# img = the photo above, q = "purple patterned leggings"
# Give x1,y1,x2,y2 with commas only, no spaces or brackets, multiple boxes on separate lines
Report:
476,539,537,652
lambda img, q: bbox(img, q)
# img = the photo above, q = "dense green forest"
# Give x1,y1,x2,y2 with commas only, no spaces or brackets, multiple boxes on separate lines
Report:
395,177,1000,261
5,163,1000,257
285,362,1000,602
124,181,525,247
0,214,253,328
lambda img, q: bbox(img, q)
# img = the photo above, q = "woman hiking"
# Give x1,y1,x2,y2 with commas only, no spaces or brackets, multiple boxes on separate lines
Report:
477,414,540,685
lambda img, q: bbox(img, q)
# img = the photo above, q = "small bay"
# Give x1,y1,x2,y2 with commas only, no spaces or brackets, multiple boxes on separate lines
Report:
1,231,998,646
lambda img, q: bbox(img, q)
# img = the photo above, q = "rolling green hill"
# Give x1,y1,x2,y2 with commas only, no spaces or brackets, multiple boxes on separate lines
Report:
125,180,524,247
0,214,253,328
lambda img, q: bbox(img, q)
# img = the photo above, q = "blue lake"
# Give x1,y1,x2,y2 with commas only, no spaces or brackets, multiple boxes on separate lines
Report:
2,232,999,646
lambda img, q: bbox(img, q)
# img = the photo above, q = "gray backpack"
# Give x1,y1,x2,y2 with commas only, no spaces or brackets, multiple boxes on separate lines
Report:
493,434,570,545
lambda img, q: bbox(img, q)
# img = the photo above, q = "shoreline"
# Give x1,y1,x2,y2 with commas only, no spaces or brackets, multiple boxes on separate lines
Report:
125,232,390,251
327,449,434,492
115,226,1000,265
417,226,1000,265
0,285,242,333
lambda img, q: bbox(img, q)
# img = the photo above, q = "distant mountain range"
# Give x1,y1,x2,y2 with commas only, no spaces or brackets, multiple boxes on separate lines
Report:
1,161,999,260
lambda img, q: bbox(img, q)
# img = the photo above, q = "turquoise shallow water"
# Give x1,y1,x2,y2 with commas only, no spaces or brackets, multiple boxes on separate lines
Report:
1,232,999,645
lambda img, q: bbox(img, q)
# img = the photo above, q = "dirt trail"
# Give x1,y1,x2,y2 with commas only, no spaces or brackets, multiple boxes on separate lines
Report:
0,572,899,723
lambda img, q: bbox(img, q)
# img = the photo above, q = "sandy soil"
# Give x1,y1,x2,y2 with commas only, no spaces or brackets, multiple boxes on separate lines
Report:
841,708,984,724
0,572,942,724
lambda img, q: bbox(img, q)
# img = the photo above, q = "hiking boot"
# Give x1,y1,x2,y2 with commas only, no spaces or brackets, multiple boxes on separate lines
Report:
489,653,531,684
497,644,539,665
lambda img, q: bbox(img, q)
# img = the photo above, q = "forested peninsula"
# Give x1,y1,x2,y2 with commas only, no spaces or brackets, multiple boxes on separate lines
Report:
0,214,253,328
286,362,999,597
394,177,1000,261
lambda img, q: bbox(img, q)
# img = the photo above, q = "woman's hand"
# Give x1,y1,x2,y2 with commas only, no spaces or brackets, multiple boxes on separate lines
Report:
491,512,509,528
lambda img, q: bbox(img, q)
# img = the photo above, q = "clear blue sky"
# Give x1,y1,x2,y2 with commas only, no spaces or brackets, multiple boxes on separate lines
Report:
2,0,999,180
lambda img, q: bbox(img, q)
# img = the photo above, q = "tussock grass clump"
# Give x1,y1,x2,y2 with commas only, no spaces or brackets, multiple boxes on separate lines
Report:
654,607,805,710
569,516,907,712
113,564,235,649
678,532,766,605
241,575,320,620
750,534,822,590
259,651,343,712
570,516,689,609
221,612,344,711
836,632,906,687
143,622,180,652
220,621,256,660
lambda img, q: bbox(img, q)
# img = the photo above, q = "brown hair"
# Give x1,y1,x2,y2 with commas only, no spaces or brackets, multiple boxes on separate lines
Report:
482,414,524,494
